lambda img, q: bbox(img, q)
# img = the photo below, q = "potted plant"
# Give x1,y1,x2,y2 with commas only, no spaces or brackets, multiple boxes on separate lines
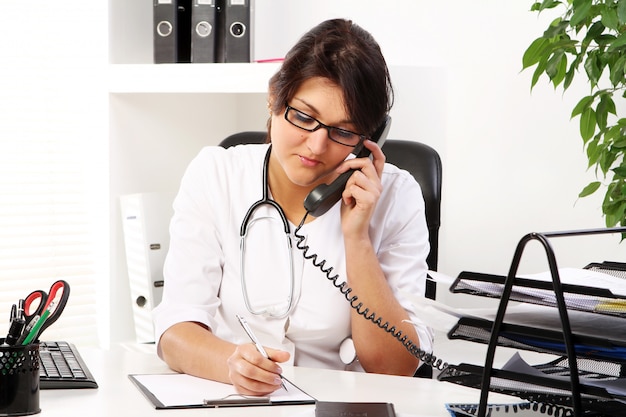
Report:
523,0,626,229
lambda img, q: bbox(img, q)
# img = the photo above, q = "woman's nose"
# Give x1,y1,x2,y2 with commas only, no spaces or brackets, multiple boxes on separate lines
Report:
306,127,330,155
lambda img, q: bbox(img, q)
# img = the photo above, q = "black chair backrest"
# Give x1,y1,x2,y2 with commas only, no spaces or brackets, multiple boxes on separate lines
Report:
383,140,442,272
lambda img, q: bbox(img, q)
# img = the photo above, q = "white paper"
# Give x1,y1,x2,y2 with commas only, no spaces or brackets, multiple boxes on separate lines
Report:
130,373,314,408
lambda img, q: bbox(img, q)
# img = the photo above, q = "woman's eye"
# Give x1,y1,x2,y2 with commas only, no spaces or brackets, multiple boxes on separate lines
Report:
295,111,315,125
333,129,354,139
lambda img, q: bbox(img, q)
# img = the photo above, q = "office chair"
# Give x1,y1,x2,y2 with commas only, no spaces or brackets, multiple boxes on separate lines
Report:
219,132,443,378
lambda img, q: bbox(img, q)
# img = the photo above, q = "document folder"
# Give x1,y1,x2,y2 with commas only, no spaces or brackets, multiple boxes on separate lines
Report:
129,373,315,409
216,0,251,62
190,0,217,62
153,0,191,63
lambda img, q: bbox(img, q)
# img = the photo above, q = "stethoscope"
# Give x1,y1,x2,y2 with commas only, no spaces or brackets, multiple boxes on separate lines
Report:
239,145,359,365
239,146,296,319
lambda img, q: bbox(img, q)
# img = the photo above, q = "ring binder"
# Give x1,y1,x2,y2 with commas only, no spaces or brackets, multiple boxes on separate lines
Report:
153,0,191,63
190,0,217,63
216,0,251,63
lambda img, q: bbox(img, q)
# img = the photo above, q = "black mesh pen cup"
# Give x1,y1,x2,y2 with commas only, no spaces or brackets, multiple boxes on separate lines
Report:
0,340,40,416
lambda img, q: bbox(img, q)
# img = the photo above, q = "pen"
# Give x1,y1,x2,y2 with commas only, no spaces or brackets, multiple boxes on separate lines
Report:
3,316,25,346
9,303,17,322
235,314,288,392
17,299,25,321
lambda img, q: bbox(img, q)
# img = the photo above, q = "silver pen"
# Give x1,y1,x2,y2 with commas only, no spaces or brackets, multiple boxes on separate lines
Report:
235,314,288,391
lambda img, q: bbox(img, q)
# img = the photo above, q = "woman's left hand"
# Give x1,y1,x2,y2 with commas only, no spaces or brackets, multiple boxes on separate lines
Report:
337,139,385,237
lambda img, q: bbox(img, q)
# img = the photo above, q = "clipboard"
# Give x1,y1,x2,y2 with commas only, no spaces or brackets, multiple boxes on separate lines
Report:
128,373,315,409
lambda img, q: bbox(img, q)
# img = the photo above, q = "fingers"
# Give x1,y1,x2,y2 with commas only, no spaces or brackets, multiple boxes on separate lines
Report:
227,344,290,396
339,141,383,208
338,140,385,177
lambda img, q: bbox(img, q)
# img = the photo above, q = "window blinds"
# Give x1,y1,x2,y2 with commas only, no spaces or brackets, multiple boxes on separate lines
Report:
0,2,107,346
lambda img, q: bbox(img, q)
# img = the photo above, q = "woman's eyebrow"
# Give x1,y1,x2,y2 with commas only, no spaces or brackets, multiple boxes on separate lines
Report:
292,97,352,125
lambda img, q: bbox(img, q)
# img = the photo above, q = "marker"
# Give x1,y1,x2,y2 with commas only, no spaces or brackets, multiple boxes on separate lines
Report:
236,314,288,392
15,315,40,346
21,302,54,346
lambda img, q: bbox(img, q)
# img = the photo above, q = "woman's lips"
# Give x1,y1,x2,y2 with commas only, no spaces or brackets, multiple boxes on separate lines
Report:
299,155,321,167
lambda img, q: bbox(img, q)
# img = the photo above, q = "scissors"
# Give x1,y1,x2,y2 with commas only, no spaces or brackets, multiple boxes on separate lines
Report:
22,280,70,341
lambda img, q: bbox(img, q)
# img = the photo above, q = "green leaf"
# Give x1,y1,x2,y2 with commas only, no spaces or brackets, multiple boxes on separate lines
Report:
613,166,626,178
571,95,594,118
570,0,593,27
522,37,550,69
552,53,568,87
601,6,619,30
614,136,626,148
544,19,569,38
564,54,583,90
579,181,601,197
580,107,596,142
586,137,601,166
608,31,626,51
600,148,617,174
584,20,606,44
596,94,616,131
546,49,565,79
602,94,617,115
531,57,548,89
610,54,626,86
618,0,626,24
596,34,618,47
584,51,602,86
531,0,562,11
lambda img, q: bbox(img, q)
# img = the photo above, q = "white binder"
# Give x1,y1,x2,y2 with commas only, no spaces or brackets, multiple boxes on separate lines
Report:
120,192,174,343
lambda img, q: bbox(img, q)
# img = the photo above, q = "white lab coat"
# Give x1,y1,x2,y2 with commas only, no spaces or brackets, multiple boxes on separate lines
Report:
153,144,433,370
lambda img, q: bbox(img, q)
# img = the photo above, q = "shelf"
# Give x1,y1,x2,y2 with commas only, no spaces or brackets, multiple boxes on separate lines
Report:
108,62,282,94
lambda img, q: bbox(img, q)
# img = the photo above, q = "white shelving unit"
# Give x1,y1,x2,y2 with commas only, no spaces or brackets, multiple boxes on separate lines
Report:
107,64,273,342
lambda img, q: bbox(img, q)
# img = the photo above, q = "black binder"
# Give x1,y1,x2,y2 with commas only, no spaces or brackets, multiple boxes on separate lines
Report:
190,0,217,63
216,0,251,63
153,0,192,63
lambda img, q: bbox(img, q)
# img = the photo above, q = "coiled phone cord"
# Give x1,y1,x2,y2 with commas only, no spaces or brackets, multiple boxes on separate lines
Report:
293,212,448,372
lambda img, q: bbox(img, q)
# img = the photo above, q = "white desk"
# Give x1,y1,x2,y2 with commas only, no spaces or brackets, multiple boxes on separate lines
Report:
36,341,518,417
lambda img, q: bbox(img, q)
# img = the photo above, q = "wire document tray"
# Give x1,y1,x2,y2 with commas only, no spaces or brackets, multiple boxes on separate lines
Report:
438,359,626,416
450,267,626,318
441,227,626,417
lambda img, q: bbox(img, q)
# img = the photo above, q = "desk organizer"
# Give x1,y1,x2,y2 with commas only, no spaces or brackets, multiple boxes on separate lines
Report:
0,341,40,416
437,227,626,417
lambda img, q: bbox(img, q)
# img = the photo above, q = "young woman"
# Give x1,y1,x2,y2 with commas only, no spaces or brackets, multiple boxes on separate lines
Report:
153,18,433,396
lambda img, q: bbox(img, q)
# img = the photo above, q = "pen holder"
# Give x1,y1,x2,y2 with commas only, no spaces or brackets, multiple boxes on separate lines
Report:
0,340,40,416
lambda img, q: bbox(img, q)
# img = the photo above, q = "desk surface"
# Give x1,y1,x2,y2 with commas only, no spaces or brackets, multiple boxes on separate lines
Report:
36,340,520,417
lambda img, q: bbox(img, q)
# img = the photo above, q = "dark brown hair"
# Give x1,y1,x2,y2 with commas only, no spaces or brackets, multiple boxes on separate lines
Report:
268,18,393,138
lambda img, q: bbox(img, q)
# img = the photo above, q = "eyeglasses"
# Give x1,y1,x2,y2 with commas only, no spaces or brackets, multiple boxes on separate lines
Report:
284,104,365,147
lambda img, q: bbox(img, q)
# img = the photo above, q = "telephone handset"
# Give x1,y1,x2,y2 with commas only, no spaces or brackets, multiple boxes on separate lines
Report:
303,115,392,217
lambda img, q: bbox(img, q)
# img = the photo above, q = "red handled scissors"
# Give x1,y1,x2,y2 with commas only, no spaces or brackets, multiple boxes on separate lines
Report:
23,280,70,341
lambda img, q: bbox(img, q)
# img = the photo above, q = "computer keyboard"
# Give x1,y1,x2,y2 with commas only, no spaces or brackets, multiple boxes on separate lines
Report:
39,341,98,389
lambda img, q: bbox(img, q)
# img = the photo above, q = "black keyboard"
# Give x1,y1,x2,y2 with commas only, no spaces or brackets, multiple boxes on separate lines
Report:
39,341,98,389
